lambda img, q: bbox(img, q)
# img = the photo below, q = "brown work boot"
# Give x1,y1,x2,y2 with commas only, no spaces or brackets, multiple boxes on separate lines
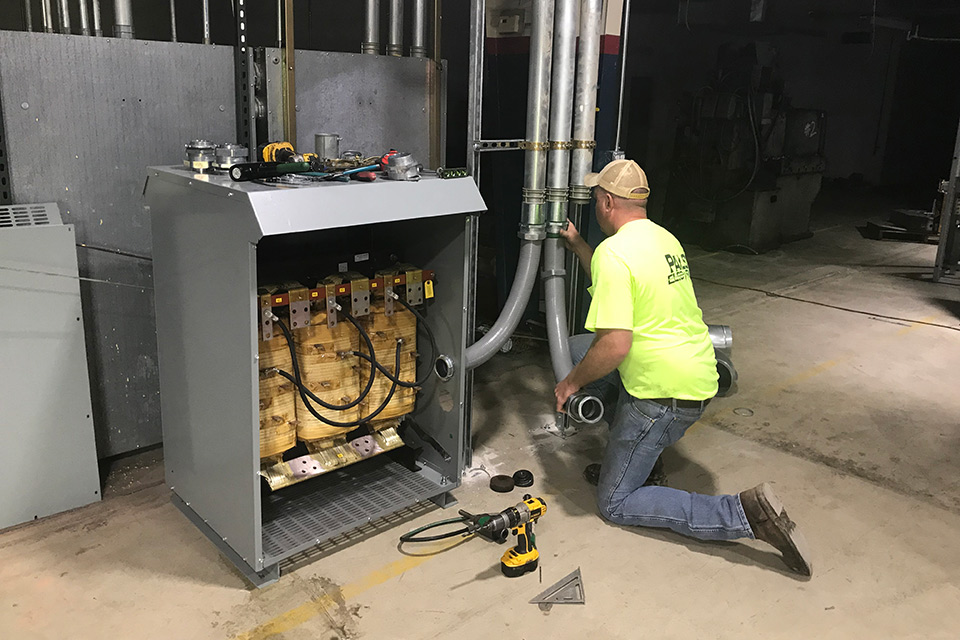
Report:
739,483,813,577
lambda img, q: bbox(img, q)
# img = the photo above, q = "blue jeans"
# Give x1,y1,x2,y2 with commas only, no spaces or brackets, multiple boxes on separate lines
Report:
570,334,754,541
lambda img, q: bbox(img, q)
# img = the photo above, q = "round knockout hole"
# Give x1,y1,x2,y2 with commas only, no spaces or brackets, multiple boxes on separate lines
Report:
733,408,755,417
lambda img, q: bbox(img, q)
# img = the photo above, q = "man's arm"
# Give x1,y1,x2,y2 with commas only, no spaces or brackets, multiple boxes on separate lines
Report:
554,329,632,411
560,219,594,280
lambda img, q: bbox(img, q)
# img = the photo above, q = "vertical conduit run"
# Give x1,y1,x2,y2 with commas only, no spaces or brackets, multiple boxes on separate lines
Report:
202,0,211,44
362,0,380,54
170,0,177,42
79,0,91,35
91,0,101,36
411,0,427,57
464,0,554,370
113,0,133,38
542,0,578,381
57,0,71,34
566,0,602,331
387,0,403,56
614,0,631,154
23,0,33,32
41,0,54,33
541,0,604,424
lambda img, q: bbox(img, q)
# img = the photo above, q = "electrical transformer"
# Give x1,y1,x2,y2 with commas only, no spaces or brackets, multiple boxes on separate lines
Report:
145,166,483,586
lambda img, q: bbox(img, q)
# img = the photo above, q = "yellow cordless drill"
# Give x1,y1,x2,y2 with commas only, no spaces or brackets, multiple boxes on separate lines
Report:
475,495,547,577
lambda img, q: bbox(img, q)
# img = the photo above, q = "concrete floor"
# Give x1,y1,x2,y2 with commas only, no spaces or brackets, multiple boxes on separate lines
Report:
3,196,960,639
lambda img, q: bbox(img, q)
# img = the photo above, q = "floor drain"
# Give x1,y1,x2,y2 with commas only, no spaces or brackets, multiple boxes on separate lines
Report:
733,407,754,417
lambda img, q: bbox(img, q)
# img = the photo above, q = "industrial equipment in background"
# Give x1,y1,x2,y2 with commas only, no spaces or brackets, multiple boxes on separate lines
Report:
666,42,826,253
935,116,960,282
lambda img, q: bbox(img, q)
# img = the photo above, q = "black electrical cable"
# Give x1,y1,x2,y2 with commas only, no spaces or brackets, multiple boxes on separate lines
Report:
399,516,472,543
274,311,376,411
349,295,441,389
273,316,401,428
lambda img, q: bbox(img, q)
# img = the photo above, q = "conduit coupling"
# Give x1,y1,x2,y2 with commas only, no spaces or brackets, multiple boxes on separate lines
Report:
569,184,592,205
545,186,570,237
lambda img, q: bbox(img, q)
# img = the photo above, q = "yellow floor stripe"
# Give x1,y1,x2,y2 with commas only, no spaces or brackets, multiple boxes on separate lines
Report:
233,552,438,640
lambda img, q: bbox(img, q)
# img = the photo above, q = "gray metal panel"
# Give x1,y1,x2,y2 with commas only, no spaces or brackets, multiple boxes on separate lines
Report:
265,49,434,164
0,31,237,456
147,167,487,238
147,180,262,569
0,222,101,529
145,168,484,580
371,214,469,483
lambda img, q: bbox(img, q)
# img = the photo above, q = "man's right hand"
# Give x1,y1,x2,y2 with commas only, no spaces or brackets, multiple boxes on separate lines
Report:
559,219,581,248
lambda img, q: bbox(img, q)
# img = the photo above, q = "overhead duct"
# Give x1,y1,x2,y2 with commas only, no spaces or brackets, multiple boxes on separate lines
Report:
362,0,380,54
464,0,554,370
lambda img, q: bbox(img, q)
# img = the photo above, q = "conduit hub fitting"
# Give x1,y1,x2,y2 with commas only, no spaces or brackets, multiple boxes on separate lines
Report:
434,355,455,382
567,393,604,424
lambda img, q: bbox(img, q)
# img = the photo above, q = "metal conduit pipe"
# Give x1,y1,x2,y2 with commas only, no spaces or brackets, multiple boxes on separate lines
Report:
202,0,211,44
23,0,33,32
79,0,91,35
113,0,133,38
569,0,602,199
362,0,380,54
91,0,101,36
544,0,577,235
411,0,427,57
465,0,555,370
464,241,543,369
387,0,403,56
541,0,577,371
57,0,71,33
41,0,54,33
519,0,554,241
169,0,177,42
707,324,733,350
715,349,738,397
542,0,603,424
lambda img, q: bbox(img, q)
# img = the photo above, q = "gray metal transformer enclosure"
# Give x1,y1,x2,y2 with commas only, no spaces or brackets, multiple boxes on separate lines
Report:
145,167,483,586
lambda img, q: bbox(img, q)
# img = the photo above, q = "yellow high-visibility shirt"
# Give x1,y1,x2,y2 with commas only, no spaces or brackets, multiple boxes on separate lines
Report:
585,219,718,401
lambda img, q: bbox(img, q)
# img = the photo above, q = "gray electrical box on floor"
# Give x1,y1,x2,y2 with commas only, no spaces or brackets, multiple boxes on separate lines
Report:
0,204,101,530
144,167,483,586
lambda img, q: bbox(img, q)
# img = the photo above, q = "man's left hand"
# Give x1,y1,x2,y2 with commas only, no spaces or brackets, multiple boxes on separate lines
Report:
555,377,581,413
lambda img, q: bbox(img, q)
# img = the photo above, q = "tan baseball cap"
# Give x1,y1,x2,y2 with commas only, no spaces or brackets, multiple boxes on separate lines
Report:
584,159,650,200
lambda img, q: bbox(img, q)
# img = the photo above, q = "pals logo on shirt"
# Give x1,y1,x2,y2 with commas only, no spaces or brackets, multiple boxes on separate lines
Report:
665,253,690,285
